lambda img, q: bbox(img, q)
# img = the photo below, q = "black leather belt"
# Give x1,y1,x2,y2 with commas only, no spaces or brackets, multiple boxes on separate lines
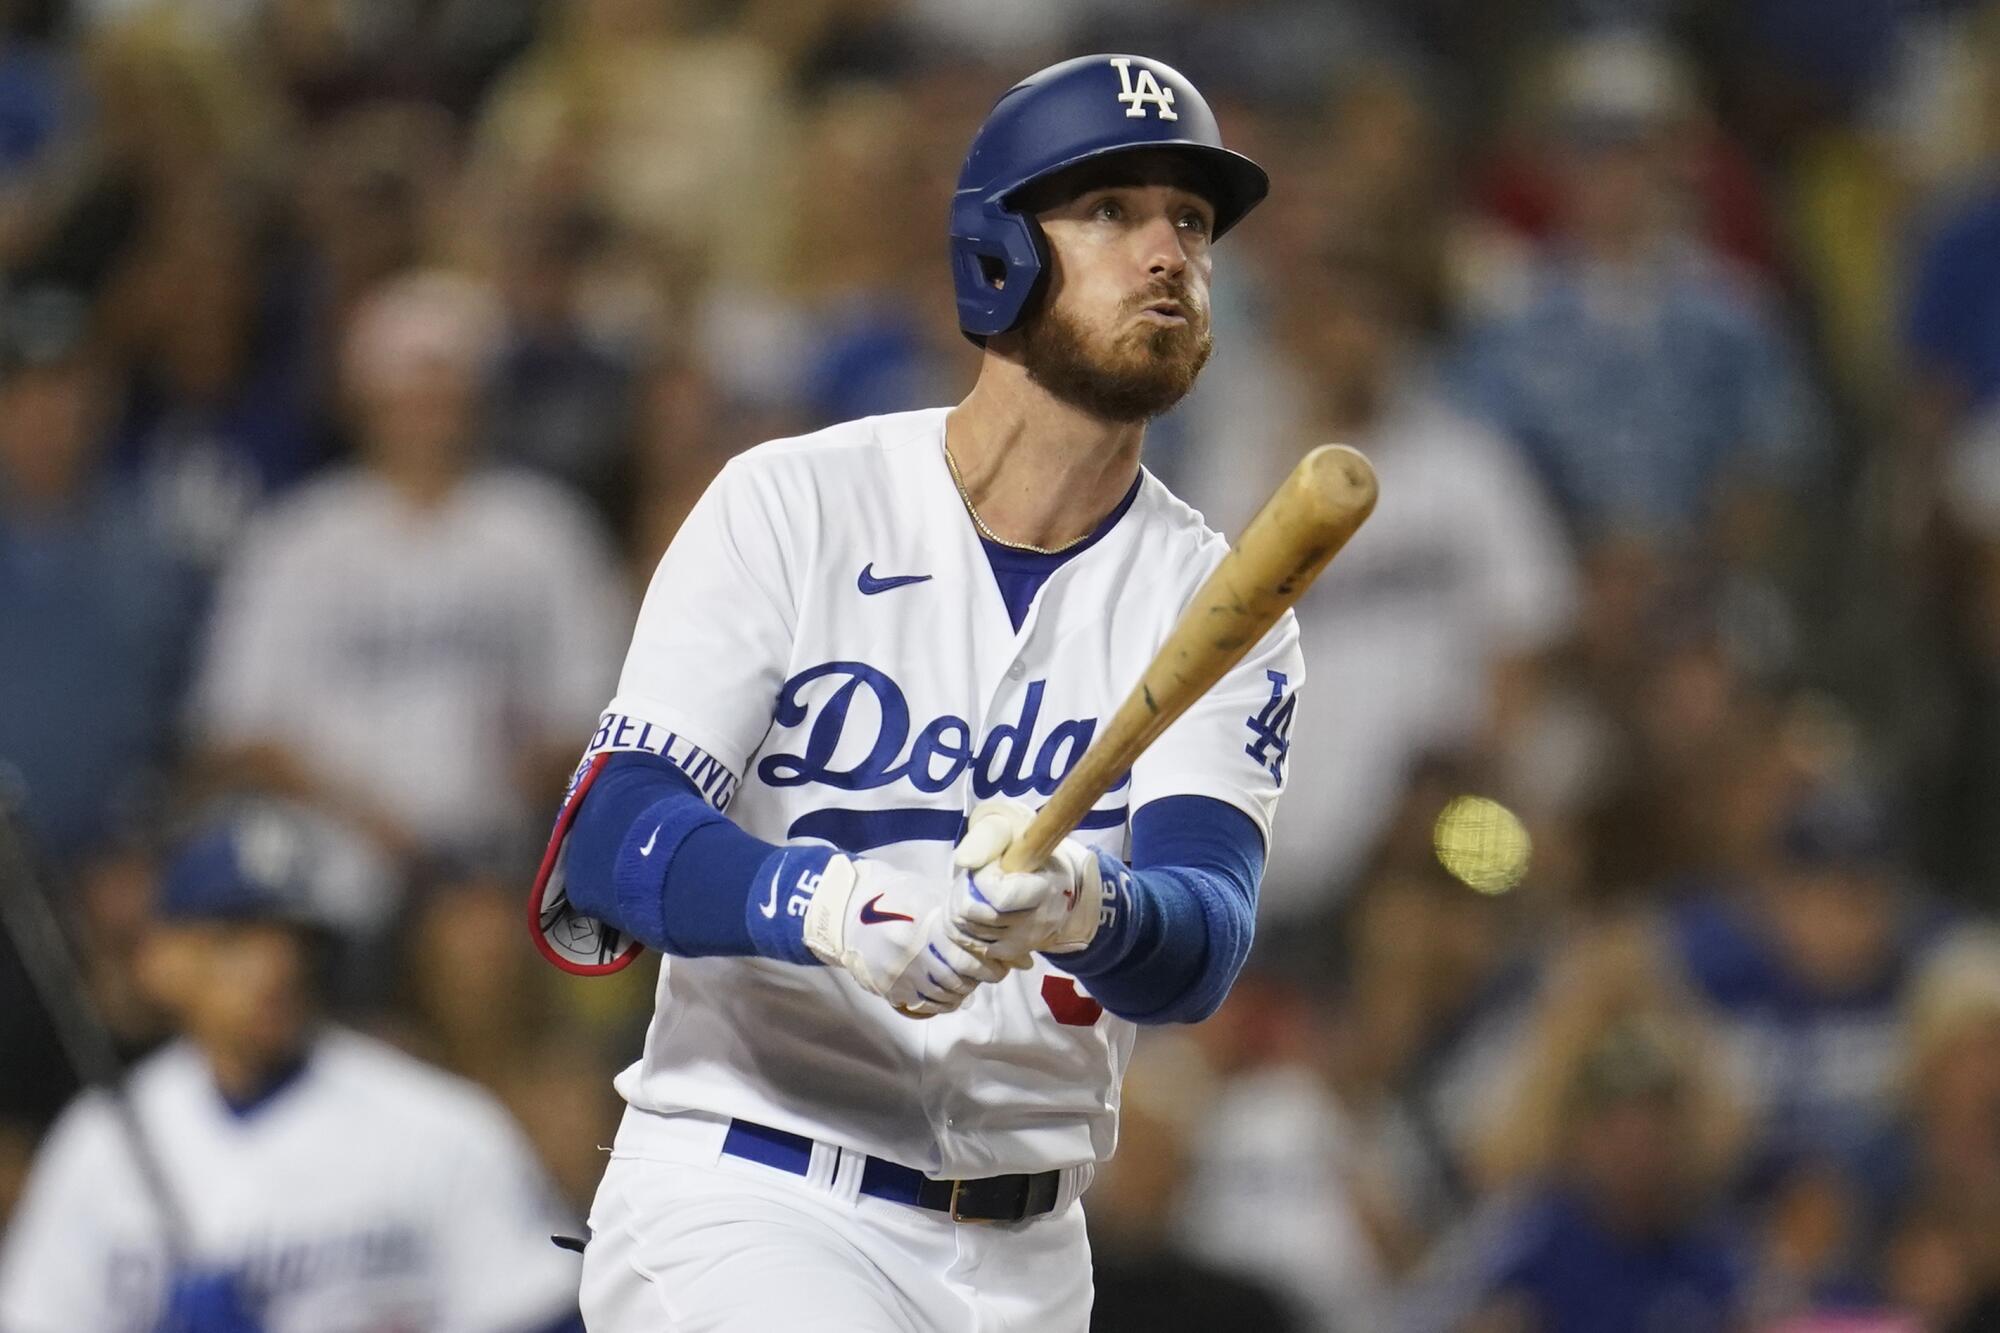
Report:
722,1118,1062,1224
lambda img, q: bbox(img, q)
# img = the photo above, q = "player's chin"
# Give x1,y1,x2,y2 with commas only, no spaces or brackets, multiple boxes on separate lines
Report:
1129,320,1209,367
1112,327,1211,392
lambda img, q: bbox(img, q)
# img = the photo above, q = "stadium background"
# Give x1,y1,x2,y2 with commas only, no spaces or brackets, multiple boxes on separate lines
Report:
5,0,2000,1328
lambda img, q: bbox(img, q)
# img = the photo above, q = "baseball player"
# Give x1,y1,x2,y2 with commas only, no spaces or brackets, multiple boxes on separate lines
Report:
531,55,1302,1330
0,804,584,1333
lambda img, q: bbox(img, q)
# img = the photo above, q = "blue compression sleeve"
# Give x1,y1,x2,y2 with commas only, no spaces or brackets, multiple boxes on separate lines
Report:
563,752,829,964
1058,795,1264,1025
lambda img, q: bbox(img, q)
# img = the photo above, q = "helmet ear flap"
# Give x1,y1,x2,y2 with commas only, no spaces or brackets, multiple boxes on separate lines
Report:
950,197,1049,342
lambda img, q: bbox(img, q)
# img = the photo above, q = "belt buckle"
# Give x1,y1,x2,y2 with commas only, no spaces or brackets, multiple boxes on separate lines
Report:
948,1178,1007,1225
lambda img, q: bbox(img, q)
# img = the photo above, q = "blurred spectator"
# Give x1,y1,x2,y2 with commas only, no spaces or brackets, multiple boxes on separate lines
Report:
187,270,627,872
1853,931,2000,1329
1168,972,1402,1331
104,188,322,575
1454,32,1827,556
1553,605,1810,905
0,284,196,865
1867,2,2000,197
1332,850,1550,1230
1314,67,1452,281
627,350,743,571
253,0,541,123
3,15,318,575
398,869,571,1089
1467,30,1780,282
293,101,460,353
781,81,968,426
1496,539,1690,899
1663,782,1955,1207
1371,1,1704,140
1903,102,2000,528
1179,230,1577,916
1082,0,1399,112
1761,5,2000,426
470,0,796,292
1160,827,1546,1329
487,204,649,524
0,8,78,186
2,13,265,301
895,0,1080,65
1697,0,1964,155
1086,1032,1303,1332
1402,931,1751,1333
69,0,263,42
0,802,583,1332
391,868,626,1214
485,1032,626,1219
1921,404,2000,904
70,840,175,1052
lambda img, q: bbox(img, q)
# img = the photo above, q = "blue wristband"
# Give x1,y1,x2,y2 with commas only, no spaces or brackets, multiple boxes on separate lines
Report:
743,844,838,966
1060,850,1144,973
1055,798,1264,1023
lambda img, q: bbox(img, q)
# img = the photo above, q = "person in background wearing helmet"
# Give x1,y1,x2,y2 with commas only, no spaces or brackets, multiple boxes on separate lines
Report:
527,53,1299,1331
0,804,584,1333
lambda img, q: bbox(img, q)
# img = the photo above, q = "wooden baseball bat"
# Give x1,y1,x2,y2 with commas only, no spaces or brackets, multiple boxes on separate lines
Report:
1000,444,1378,873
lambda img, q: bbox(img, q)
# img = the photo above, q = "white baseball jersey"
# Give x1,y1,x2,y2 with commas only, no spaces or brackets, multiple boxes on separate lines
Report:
0,1029,580,1333
550,406,1302,1179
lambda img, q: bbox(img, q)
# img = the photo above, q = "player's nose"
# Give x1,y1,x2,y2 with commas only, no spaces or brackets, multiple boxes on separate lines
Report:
1137,213,1191,279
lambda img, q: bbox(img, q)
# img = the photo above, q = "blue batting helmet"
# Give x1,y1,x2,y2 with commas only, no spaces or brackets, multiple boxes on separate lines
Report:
949,54,1269,342
158,801,392,932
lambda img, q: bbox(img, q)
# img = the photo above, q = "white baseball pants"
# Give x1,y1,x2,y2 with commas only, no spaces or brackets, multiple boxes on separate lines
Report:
577,1109,1094,1332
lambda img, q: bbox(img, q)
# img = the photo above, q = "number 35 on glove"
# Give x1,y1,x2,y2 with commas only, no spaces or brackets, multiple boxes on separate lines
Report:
946,799,1115,965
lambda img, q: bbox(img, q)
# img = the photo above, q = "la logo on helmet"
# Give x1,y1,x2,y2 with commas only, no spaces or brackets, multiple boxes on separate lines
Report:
1110,57,1177,120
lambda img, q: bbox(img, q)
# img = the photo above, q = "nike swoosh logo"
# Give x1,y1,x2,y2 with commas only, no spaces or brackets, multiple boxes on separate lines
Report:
758,864,782,919
639,824,659,857
858,563,933,595
858,893,915,925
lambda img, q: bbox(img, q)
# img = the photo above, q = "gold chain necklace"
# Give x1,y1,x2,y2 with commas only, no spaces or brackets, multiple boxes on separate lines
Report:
942,441,1092,556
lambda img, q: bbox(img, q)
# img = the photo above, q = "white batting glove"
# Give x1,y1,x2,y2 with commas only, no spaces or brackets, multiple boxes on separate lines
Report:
948,800,1107,964
803,854,1010,1016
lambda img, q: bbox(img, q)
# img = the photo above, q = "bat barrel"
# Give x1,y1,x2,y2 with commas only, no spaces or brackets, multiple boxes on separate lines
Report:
1298,444,1379,535
1242,444,1378,601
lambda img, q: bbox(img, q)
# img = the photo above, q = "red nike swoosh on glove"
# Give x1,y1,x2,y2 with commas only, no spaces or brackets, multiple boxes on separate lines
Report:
859,894,915,925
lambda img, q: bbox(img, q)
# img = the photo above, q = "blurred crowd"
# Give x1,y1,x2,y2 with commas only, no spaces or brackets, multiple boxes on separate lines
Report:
5,0,2000,1329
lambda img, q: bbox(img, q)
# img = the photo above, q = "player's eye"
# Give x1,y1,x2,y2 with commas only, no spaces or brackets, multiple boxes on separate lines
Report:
1177,209,1212,237
1091,198,1123,222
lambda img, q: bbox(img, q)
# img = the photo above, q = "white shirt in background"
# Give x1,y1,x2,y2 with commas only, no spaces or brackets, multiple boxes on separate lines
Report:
0,1029,580,1333
192,466,628,862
